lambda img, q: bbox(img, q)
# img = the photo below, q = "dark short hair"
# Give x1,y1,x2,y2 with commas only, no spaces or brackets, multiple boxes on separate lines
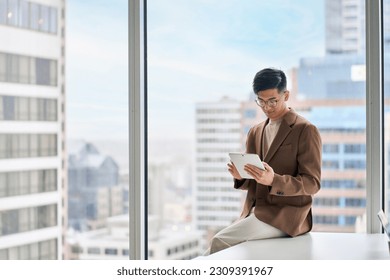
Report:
252,68,287,94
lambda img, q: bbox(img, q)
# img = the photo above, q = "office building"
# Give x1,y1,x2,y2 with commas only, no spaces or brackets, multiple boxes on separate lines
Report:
67,140,121,231
67,214,203,260
148,215,203,260
299,104,366,232
292,0,390,231
194,97,243,248
325,0,366,54
67,215,129,260
0,0,66,259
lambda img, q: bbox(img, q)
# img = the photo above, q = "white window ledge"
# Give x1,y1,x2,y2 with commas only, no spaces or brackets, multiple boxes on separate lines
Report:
195,232,390,260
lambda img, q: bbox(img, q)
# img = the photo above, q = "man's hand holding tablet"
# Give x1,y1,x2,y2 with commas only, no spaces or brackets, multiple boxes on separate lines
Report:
228,153,265,179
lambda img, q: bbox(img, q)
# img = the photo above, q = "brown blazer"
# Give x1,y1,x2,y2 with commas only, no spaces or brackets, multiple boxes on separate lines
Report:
234,108,322,237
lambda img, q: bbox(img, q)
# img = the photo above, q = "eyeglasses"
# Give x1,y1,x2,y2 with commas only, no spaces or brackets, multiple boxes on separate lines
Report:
255,97,281,108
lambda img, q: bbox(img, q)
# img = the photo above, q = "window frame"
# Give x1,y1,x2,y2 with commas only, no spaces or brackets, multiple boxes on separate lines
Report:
366,0,385,233
129,0,147,260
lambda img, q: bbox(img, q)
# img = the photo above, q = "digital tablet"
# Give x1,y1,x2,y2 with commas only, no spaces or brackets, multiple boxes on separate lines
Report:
377,209,390,238
229,153,265,179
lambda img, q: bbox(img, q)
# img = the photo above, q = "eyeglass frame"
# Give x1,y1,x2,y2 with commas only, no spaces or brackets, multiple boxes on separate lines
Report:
254,91,287,108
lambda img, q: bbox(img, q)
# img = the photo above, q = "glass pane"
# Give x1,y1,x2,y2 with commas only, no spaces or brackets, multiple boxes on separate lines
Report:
148,0,367,259
18,134,29,158
16,97,29,121
0,53,6,81
29,134,38,157
7,54,18,82
18,56,29,84
35,58,50,85
30,170,39,193
29,2,39,30
19,1,29,28
384,0,390,222
39,5,49,32
0,0,7,25
29,97,38,121
7,0,18,26
0,172,6,197
49,7,57,34
65,0,128,259
49,60,57,86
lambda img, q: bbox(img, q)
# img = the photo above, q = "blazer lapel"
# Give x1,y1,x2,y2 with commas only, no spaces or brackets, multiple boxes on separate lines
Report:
255,121,267,158
263,109,297,162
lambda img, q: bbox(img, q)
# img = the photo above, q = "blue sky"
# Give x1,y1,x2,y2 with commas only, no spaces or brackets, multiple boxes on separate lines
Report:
67,0,324,142
147,0,325,140
66,0,128,141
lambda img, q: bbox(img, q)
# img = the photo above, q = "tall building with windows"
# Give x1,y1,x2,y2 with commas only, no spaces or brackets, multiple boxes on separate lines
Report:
0,0,66,259
194,97,243,248
326,0,390,55
294,0,390,232
67,140,121,231
295,103,367,232
325,0,366,54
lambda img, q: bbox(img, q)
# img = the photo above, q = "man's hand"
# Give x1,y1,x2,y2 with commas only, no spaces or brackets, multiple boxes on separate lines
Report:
227,162,242,180
244,162,274,185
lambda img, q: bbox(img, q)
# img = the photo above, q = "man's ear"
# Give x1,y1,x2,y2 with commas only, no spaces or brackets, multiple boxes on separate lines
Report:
284,90,290,101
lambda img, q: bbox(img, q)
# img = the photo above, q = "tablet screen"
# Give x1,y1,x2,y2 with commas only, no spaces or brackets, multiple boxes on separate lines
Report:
229,153,265,179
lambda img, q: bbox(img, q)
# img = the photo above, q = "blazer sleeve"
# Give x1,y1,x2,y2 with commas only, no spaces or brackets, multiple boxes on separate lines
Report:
233,126,258,190
270,123,322,196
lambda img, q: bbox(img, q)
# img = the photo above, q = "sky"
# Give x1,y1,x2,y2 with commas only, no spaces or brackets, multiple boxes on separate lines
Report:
66,0,128,141
147,0,325,141
66,0,324,143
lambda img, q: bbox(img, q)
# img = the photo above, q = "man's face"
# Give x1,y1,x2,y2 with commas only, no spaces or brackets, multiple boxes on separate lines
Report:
256,88,289,120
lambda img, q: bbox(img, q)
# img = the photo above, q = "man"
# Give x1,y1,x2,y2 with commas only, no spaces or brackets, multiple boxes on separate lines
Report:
205,68,322,255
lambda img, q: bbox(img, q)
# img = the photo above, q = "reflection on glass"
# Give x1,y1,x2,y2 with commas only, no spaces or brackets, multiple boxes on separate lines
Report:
148,0,368,259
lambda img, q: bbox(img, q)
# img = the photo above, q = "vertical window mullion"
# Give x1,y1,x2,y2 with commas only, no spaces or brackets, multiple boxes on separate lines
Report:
365,0,384,233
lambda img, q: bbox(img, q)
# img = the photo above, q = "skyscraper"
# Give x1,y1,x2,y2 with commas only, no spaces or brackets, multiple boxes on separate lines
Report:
0,0,66,259
293,0,390,232
67,140,121,231
194,97,243,248
326,0,390,55
325,0,366,54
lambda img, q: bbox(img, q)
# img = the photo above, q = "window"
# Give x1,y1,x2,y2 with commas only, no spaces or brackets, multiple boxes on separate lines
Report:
0,134,57,159
39,5,50,32
87,248,100,255
62,0,128,260
147,0,369,259
0,52,57,86
0,205,57,236
49,7,57,33
323,144,339,153
0,0,6,24
0,239,57,260
104,248,118,255
7,0,18,27
29,2,38,31
0,0,57,34
19,0,29,28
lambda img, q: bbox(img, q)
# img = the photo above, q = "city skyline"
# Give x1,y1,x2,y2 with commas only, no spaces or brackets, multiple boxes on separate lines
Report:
67,0,325,142
148,0,325,141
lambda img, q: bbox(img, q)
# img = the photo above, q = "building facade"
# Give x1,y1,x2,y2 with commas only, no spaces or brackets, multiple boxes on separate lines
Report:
193,97,244,248
67,140,121,231
0,0,66,259
67,215,129,260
